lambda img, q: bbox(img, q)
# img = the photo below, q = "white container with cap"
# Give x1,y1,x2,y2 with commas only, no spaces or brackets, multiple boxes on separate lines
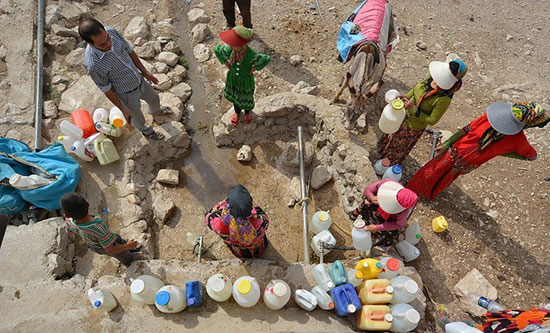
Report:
60,120,83,139
88,288,117,312
311,229,336,257
206,273,233,303
347,269,364,288
84,132,106,154
310,286,334,310
378,257,404,280
232,276,260,308
445,322,483,333
395,240,420,262
385,89,400,104
379,99,406,134
155,285,187,313
390,276,419,304
9,174,51,191
130,275,164,305
311,263,335,292
352,215,372,253
263,279,291,310
374,158,392,176
95,122,122,137
310,210,332,235
109,107,127,128
70,139,94,162
383,165,403,182
58,135,76,153
93,108,108,124
390,303,421,332
295,289,317,311
404,222,421,245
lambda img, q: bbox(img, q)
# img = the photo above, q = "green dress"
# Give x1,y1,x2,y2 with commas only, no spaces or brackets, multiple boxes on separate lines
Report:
213,45,271,111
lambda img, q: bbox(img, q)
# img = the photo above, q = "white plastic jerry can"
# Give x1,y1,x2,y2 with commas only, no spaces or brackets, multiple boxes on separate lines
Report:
84,132,106,154
263,280,291,310
311,229,337,257
390,303,421,332
88,288,117,312
71,139,94,162
58,135,76,153
383,165,403,182
9,174,51,191
379,99,406,134
155,285,187,313
352,216,372,253
109,107,127,128
93,108,109,124
295,289,317,311
378,256,404,280
310,285,334,310
310,210,332,234
404,222,421,245
232,276,261,308
206,274,233,303
395,240,420,262
311,263,335,292
445,322,483,333
347,269,364,288
130,275,165,305
60,120,83,139
390,275,420,304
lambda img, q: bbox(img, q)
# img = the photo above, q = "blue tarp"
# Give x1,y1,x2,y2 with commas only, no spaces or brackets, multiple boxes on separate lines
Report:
337,0,369,63
0,138,81,214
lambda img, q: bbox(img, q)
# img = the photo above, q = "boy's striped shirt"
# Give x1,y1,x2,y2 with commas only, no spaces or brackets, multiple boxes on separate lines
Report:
66,216,117,249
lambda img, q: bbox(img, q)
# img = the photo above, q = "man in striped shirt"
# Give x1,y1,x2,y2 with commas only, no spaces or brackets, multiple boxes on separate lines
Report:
79,19,171,140
60,192,140,267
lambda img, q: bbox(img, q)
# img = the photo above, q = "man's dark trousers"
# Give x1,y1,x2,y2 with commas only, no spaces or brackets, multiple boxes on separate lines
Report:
222,0,252,29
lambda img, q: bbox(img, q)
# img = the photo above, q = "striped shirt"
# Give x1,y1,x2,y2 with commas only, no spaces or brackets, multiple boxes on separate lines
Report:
83,27,142,94
66,216,117,249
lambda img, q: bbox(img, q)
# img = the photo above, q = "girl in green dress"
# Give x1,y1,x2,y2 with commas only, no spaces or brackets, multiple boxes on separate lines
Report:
214,25,271,125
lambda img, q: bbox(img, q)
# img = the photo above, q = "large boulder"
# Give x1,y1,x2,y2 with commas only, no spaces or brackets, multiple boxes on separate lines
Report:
169,82,192,102
124,17,150,40
58,0,82,26
157,51,179,66
192,23,212,43
156,92,183,123
187,8,210,26
454,268,498,317
45,4,61,29
58,76,110,113
45,35,76,55
65,48,86,68
193,44,210,63
51,24,80,40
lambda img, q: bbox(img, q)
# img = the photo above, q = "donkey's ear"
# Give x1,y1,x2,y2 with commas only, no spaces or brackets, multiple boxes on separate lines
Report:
347,72,356,97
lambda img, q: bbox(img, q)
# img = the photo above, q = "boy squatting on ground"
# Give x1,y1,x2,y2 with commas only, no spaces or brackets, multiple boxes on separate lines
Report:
60,192,140,267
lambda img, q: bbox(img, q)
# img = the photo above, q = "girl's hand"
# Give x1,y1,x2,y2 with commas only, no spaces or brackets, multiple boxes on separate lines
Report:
402,97,414,110
368,195,379,205
249,66,256,75
224,61,231,69
365,225,378,232
434,144,448,157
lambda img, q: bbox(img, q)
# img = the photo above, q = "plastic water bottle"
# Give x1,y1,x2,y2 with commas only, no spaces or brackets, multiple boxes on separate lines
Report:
95,122,121,137
109,107,127,128
60,120,83,138
311,264,335,292
206,274,232,303
9,174,51,190
404,222,421,245
130,275,164,305
352,216,372,253
383,165,403,182
395,240,420,262
310,286,334,310
470,294,506,312
88,288,117,312
379,99,406,134
71,139,94,162
93,108,108,124
310,210,332,234
295,289,317,311
390,275,419,304
155,285,187,313
374,158,391,176
263,280,291,310
232,276,261,308
390,303,421,332
58,135,76,153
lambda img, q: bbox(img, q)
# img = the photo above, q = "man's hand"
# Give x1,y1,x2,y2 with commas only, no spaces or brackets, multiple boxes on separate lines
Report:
143,71,159,85
365,225,378,233
121,108,132,125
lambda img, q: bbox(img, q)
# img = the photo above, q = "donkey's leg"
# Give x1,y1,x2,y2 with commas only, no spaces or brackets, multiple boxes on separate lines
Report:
332,73,351,104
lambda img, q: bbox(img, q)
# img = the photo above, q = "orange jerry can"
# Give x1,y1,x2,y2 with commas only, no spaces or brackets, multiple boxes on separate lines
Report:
71,109,97,138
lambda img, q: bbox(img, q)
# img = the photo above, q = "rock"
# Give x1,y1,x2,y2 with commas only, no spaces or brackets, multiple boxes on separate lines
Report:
153,196,176,224
454,268,498,317
289,55,303,66
292,81,320,96
140,58,154,73
73,2,92,20
89,0,106,3
415,41,427,50
134,37,146,46
124,17,150,40
237,145,252,162
311,165,332,189
279,141,314,172
51,24,80,40
187,8,210,26
289,176,302,201
163,41,180,54
65,48,85,68
45,4,61,29
193,44,211,63
487,209,499,219
127,194,141,205
119,220,148,240
167,65,187,82
474,51,483,66
157,51,179,66
134,43,156,59
506,34,513,41
152,73,172,91
58,0,82,26
43,100,58,118
157,92,183,122
192,23,212,43
59,76,110,113
0,44,7,61
169,82,192,102
410,291,427,321
173,132,191,148
45,35,76,55
153,62,169,74
157,168,180,185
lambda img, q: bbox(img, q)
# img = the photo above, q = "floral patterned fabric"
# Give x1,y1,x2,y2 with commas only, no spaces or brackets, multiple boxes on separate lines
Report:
378,123,425,165
205,200,270,258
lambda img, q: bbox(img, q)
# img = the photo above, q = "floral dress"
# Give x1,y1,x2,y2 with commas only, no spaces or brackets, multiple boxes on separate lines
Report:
213,45,271,111
205,200,270,258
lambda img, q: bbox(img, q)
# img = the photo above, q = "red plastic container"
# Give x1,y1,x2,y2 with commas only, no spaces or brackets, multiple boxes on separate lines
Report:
71,109,97,138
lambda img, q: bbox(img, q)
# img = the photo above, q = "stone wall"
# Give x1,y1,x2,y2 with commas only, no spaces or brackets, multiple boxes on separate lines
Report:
213,92,378,213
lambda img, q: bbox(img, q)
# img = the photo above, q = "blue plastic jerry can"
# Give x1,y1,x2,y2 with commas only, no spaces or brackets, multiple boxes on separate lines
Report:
328,260,348,286
185,281,203,307
330,283,362,317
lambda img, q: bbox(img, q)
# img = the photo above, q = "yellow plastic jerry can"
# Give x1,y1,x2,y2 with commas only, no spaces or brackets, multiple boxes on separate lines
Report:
94,138,120,166
356,305,393,331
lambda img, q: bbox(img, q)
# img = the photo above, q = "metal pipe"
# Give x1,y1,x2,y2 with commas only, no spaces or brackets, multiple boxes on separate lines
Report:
297,126,310,264
319,241,324,264
34,0,45,150
426,127,441,160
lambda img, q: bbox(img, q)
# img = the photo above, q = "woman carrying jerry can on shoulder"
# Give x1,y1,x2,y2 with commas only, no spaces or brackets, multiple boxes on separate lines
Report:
213,25,271,126
378,59,468,165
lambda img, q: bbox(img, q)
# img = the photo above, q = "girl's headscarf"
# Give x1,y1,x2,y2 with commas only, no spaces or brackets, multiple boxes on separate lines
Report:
227,184,253,220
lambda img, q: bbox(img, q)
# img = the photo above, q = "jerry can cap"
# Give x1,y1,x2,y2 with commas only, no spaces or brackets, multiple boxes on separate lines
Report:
375,262,382,269
238,279,252,294
386,258,401,272
328,301,334,309
155,291,171,306
327,281,335,288
355,271,364,279
391,99,404,110
93,300,101,308
131,279,145,294
407,309,421,323
391,165,402,174
405,280,419,294
385,286,394,294
385,313,394,322
211,277,225,292
319,211,329,222
347,304,357,313
353,219,366,229
273,282,287,297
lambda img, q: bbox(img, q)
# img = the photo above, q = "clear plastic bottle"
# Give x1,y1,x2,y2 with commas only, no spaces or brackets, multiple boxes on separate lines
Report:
130,275,164,305
58,135,76,153
374,158,391,176
470,294,506,312
70,139,94,162
88,288,117,312
311,285,334,310
263,280,291,310
383,165,403,182
352,216,372,253
95,122,121,137
9,174,51,190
